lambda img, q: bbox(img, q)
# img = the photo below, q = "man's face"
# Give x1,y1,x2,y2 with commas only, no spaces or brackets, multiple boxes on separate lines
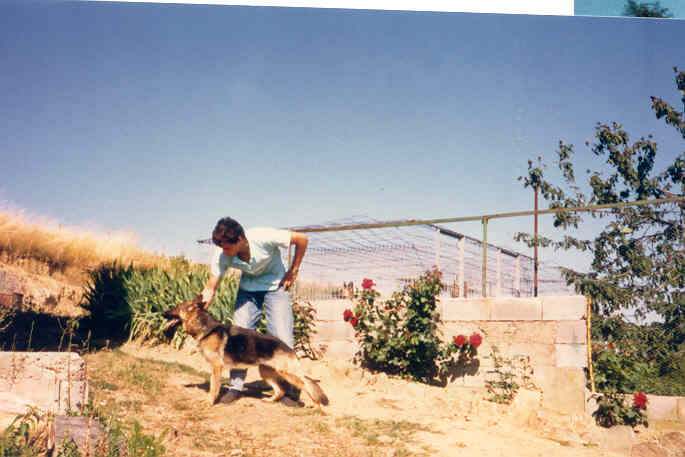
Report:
220,236,243,257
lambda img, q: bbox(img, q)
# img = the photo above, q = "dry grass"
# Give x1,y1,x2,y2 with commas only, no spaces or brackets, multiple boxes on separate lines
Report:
85,349,434,457
0,205,169,276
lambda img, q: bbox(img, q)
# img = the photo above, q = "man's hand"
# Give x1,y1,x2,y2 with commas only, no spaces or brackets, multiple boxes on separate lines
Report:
279,269,298,291
200,289,215,309
281,231,307,291
201,274,221,309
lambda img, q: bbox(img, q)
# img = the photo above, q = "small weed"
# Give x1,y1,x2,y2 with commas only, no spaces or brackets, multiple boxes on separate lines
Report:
308,419,331,435
115,361,164,396
546,437,572,447
56,434,81,457
335,415,434,449
171,400,190,411
90,379,119,391
183,412,208,423
485,347,537,405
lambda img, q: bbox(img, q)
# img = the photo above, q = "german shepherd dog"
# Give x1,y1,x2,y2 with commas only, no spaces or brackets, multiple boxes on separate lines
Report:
163,295,329,407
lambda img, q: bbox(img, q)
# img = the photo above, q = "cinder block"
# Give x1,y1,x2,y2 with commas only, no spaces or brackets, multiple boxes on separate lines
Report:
495,343,556,367
13,378,59,412
462,372,486,388
316,340,357,361
477,321,555,345
490,298,542,321
541,295,586,320
442,298,490,321
645,395,680,421
535,366,586,415
0,353,13,390
441,323,484,341
13,352,86,382
58,380,89,413
556,320,587,344
555,344,587,367
313,321,354,340
311,299,355,322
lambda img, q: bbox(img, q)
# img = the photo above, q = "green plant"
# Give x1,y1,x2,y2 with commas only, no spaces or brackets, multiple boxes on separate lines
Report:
125,421,166,457
292,299,320,359
590,316,685,396
0,408,50,457
345,270,481,383
484,347,536,404
81,260,238,344
0,306,15,334
515,68,685,397
590,391,649,428
56,434,81,457
56,400,166,457
624,0,673,17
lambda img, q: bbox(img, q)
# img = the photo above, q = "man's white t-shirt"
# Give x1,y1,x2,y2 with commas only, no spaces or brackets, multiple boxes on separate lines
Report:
210,227,291,292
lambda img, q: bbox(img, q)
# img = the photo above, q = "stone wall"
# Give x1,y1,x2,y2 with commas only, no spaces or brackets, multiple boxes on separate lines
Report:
309,295,588,414
0,352,88,415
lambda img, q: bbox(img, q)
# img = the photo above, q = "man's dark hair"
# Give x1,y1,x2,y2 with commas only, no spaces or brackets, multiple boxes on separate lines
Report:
212,217,245,246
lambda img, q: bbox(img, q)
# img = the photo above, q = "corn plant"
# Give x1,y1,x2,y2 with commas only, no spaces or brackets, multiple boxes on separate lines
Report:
81,259,238,344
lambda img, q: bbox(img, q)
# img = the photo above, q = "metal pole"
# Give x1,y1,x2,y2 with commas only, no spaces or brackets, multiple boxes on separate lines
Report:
435,227,440,270
587,296,596,393
458,237,465,297
534,185,539,297
482,217,488,297
287,196,685,233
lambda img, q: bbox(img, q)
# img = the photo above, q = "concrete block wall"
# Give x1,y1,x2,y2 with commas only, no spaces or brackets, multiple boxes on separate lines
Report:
0,352,88,415
585,392,685,423
309,295,589,414
644,395,685,422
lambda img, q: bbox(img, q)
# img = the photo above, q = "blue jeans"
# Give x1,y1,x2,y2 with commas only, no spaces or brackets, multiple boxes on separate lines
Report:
228,288,294,391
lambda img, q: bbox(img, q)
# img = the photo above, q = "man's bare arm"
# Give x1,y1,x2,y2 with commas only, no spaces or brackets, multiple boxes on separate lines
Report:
201,274,221,308
279,231,308,291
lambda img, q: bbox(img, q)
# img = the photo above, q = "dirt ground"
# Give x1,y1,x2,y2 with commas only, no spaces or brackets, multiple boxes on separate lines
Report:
0,261,670,456
80,341,665,457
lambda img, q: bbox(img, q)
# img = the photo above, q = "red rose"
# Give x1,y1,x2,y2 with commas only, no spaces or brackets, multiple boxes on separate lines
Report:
343,309,353,322
361,278,375,290
453,335,467,346
633,392,648,409
609,343,615,350
469,333,483,348
350,317,359,327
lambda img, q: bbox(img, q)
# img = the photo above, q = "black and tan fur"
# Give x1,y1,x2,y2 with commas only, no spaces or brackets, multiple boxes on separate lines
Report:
163,295,328,407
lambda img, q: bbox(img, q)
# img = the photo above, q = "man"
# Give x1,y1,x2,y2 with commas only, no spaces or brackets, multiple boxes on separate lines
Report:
201,216,308,403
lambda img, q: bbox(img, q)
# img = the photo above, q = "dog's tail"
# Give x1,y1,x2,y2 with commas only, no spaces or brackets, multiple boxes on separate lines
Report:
304,376,329,406
280,372,329,406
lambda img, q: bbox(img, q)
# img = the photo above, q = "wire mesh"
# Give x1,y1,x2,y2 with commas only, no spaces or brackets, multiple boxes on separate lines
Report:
198,216,575,300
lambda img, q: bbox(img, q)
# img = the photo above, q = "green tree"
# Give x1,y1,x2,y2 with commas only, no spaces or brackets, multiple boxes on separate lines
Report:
516,68,684,377
624,0,673,18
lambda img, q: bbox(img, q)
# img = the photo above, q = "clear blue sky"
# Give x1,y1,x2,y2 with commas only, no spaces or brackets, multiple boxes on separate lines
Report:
1,1,683,269
576,0,685,18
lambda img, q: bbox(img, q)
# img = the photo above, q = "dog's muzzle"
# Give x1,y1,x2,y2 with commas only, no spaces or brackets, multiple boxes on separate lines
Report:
164,318,181,331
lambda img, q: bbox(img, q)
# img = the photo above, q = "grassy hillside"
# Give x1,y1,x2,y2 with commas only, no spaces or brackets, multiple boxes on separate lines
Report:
0,206,169,277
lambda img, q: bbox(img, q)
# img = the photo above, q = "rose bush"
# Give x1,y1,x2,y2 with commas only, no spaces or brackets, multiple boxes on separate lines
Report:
342,269,481,384
633,392,648,409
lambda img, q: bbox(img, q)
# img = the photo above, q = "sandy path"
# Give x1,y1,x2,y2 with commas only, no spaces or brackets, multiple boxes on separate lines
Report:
117,342,633,457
